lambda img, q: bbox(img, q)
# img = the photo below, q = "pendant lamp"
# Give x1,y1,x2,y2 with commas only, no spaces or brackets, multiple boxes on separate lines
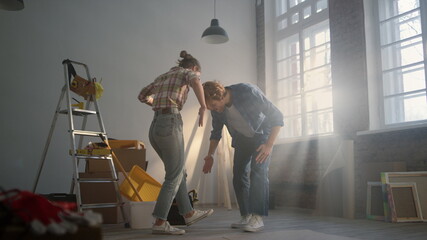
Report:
201,0,229,44
0,0,24,11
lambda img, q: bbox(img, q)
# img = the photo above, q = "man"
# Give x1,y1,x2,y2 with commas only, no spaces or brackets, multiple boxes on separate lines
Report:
202,81,283,232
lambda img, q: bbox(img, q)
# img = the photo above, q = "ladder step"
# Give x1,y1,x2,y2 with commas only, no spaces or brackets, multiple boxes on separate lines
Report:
75,155,112,160
81,203,123,209
78,178,117,183
72,130,105,136
59,109,97,116
70,149,112,156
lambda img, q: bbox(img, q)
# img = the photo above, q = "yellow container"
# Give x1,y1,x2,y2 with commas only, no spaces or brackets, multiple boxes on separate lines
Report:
71,102,84,109
120,165,162,201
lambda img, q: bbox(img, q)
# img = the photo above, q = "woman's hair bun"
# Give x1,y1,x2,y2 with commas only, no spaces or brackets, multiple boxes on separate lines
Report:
180,50,192,59
177,50,200,70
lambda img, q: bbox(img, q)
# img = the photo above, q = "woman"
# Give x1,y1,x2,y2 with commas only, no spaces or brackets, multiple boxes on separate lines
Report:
138,50,213,235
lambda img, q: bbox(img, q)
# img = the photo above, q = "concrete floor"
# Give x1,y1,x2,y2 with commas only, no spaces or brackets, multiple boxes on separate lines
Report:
102,205,427,240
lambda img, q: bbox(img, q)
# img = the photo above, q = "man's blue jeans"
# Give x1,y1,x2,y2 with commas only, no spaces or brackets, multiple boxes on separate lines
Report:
232,134,271,217
149,111,193,220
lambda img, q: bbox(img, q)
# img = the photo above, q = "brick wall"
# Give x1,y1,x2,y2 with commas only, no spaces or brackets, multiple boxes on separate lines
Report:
354,126,427,218
270,137,341,209
256,0,266,92
270,127,427,217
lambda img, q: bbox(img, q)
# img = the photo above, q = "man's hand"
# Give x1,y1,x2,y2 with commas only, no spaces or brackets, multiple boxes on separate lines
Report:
255,143,273,163
203,155,214,173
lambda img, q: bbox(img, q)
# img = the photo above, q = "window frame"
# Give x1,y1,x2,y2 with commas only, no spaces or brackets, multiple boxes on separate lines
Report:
271,0,332,139
367,0,427,129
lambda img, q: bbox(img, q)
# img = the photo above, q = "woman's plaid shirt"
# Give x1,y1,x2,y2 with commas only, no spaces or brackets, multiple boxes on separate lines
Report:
138,67,199,111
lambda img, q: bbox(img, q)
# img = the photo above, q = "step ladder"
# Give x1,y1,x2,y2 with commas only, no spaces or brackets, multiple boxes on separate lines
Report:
32,59,128,226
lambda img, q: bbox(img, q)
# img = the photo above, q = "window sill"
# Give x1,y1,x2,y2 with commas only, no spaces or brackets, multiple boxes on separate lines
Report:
275,133,338,145
357,122,427,136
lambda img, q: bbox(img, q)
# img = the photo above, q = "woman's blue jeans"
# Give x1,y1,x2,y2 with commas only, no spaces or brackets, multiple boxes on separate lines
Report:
232,134,271,217
149,111,193,220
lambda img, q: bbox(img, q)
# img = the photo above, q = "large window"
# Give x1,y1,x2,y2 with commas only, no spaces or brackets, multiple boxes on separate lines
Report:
273,0,332,138
378,0,427,125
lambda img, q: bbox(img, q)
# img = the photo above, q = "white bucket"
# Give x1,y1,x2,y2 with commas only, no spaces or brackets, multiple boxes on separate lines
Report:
129,201,156,229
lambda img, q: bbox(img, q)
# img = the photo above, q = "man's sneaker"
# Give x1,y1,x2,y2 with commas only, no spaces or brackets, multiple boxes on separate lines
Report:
230,214,252,229
185,209,214,226
243,214,264,232
152,221,185,235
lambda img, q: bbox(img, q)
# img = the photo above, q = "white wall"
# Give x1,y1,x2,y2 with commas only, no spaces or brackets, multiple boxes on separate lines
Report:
0,0,256,204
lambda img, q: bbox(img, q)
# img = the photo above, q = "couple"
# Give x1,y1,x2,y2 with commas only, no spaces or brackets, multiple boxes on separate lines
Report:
138,50,283,235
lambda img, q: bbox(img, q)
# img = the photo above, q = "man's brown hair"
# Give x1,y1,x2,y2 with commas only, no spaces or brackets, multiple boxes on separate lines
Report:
202,81,226,101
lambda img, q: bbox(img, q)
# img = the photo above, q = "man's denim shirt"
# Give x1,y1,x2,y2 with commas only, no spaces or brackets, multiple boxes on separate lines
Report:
209,83,284,147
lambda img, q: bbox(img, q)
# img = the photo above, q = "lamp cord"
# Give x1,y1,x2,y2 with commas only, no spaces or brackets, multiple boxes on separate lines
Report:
214,0,216,18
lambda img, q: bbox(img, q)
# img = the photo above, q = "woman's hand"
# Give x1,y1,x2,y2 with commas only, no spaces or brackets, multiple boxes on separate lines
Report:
203,155,214,173
198,106,206,127
145,96,154,106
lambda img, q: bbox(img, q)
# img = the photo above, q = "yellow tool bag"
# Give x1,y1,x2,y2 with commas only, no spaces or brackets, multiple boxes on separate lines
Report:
63,59,103,100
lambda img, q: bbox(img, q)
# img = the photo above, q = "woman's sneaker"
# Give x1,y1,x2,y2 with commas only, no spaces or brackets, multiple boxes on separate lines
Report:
152,221,185,235
185,209,214,226
230,214,252,229
243,214,264,232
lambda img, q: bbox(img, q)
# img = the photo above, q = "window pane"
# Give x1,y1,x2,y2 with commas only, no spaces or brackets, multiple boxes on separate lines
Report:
290,0,306,8
278,96,302,116
303,21,330,71
304,66,331,91
379,0,419,21
306,109,334,135
303,20,330,50
305,87,333,112
303,43,330,70
403,93,427,121
316,0,327,13
304,6,311,19
278,18,288,30
396,0,419,13
283,115,302,137
384,92,427,124
383,64,426,96
278,77,301,98
380,11,421,46
277,57,300,79
277,34,299,60
277,35,300,79
276,0,288,16
292,12,300,24
279,96,302,137
381,37,423,71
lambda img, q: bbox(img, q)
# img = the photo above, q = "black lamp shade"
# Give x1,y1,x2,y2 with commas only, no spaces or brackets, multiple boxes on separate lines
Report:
201,19,229,44
0,0,24,11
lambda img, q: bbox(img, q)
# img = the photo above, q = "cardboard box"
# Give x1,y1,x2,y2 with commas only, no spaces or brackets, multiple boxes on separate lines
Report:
79,172,125,224
80,140,147,223
86,148,147,172
108,140,145,149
